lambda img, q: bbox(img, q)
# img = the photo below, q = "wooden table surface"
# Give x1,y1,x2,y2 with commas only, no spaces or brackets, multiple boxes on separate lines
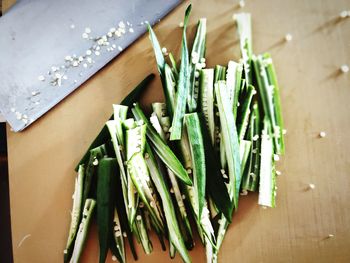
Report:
7,0,350,262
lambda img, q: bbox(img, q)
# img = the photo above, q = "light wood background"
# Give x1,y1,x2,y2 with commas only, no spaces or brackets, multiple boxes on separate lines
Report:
6,0,350,262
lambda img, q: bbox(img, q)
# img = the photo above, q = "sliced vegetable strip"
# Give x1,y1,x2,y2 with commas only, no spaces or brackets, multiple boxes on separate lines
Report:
215,81,241,208
132,103,192,186
96,158,117,263
70,199,96,263
64,165,85,263
188,18,207,112
258,118,276,207
145,143,191,263
170,4,192,140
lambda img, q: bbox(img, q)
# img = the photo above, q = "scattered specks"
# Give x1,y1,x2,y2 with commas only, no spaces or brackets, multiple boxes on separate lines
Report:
87,57,93,63
82,32,89,39
118,46,123,51
65,55,73,61
308,183,315,190
285,33,293,42
17,234,31,248
35,101,40,105
129,28,134,33
83,63,88,68
70,24,75,29
340,64,349,73
112,44,117,49
74,80,78,83
10,107,16,112
95,51,100,56
85,27,91,34
319,131,326,138
72,61,79,67
31,91,40,96
86,50,92,56
38,75,45,81
78,56,84,62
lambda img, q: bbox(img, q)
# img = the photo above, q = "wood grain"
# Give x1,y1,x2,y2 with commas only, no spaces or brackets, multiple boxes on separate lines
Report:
7,0,350,262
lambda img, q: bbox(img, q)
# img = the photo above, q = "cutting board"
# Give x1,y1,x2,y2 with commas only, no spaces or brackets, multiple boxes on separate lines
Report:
7,0,350,262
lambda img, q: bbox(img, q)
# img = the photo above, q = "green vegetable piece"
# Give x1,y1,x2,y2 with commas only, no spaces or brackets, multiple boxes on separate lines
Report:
214,65,226,83
184,113,206,219
75,74,155,171
258,118,276,208
97,158,118,263
70,199,96,263
198,113,233,221
144,143,191,263
82,145,107,207
199,68,215,145
170,4,192,141
264,53,285,154
110,208,125,263
168,52,179,80
135,210,153,254
132,104,192,186
188,18,207,112
215,81,241,209
64,165,85,263
237,84,256,141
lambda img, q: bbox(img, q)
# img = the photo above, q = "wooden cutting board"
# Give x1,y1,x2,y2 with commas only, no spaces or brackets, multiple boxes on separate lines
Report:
7,0,350,262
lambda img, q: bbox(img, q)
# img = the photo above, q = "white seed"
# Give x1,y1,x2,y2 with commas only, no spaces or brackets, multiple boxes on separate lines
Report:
339,10,348,18
179,22,184,27
319,131,326,138
200,57,206,63
239,0,245,8
82,33,89,39
83,63,88,68
65,55,72,61
10,107,15,112
63,75,68,80
112,44,117,49
340,64,349,73
253,135,259,141
112,255,117,261
86,50,92,56
240,190,248,196
122,232,127,237
274,154,280,161
276,170,282,176
118,21,125,28
195,71,200,78
70,24,75,29
220,169,225,174
308,183,315,190
38,75,45,81
328,234,334,238
92,158,99,166
107,32,113,38
95,51,100,56
136,215,142,221
85,27,91,34
285,33,293,42
87,57,92,63
78,56,84,62
129,28,134,33
110,27,116,33
118,46,123,51
72,61,79,67
182,194,186,200
161,47,167,54
16,112,22,120
282,129,287,135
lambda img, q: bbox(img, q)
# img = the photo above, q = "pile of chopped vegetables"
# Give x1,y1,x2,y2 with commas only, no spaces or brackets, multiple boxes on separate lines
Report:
64,5,285,263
